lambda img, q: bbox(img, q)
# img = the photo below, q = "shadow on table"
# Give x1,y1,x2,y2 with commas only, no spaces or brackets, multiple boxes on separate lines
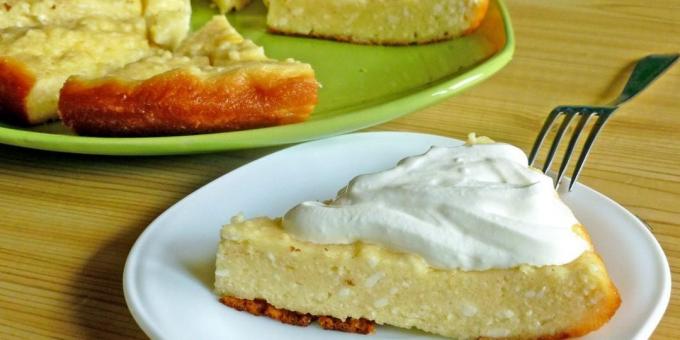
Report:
0,141,284,338
71,229,149,339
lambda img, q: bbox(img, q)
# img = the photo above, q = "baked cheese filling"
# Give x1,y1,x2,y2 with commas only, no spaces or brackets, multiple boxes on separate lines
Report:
215,135,621,339
0,0,192,124
58,16,318,136
264,0,489,44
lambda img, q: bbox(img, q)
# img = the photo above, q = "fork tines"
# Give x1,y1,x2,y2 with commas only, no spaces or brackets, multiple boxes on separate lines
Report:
528,106,616,191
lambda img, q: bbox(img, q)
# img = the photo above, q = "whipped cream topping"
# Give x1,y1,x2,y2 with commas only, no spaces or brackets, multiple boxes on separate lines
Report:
282,138,589,271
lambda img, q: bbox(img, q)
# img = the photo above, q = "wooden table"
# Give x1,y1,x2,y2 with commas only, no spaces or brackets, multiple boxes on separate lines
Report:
1,1,679,338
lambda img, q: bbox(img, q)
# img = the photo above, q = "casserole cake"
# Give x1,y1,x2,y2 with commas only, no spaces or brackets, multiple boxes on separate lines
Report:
59,16,317,136
216,0,489,45
265,0,489,45
214,136,621,339
0,0,191,125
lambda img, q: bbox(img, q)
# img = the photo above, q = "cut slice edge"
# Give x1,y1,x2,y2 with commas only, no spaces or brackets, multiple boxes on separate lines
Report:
58,16,318,136
215,217,621,339
264,0,489,45
220,295,376,334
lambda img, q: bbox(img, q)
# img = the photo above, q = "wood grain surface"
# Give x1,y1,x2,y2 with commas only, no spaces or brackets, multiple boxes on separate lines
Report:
1,0,679,338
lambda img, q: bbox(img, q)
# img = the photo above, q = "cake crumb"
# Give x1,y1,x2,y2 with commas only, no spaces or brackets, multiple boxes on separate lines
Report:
460,302,478,317
220,296,313,326
485,328,511,337
364,272,385,288
318,316,375,334
338,288,352,298
230,213,246,224
366,256,380,268
220,296,375,334
267,252,276,265
465,132,494,145
499,309,515,319
374,298,389,308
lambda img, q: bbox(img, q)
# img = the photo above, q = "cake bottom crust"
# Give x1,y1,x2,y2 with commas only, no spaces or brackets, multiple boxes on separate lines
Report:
0,58,34,125
220,295,375,334
218,296,581,339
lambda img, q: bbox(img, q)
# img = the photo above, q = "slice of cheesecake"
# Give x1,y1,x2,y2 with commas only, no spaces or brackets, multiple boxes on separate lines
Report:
214,138,620,339
0,18,151,124
0,0,191,125
59,16,318,136
265,0,489,45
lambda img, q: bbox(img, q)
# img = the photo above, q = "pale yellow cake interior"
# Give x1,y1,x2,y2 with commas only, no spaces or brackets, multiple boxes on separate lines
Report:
0,0,143,29
210,0,487,44
0,0,191,123
0,18,151,123
143,0,191,49
174,15,267,64
264,0,487,44
215,217,620,339
76,16,311,84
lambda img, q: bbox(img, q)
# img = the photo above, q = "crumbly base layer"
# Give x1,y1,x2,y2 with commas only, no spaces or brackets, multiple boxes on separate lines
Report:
220,296,375,334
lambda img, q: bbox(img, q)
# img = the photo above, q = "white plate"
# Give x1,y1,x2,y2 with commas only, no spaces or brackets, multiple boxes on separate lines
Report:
123,132,671,340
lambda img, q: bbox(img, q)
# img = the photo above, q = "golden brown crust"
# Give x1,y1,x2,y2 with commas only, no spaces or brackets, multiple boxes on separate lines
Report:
463,0,490,35
560,227,621,338
552,254,621,340
318,315,375,334
0,57,35,125
58,68,318,136
220,296,314,326
220,296,375,334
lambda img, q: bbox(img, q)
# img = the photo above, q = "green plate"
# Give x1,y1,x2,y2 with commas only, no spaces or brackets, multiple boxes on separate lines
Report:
0,0,514,155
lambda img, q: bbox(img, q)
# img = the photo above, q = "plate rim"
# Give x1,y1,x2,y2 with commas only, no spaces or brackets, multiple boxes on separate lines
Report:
0,0,514,156
568,186,671,339
123,131,671,340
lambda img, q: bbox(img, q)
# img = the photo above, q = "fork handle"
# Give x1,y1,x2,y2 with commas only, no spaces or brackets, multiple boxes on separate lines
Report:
611,54,679,106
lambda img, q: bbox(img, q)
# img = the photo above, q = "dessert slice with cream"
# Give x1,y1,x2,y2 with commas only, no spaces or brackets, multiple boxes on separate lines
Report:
59,16,318,136
215,135,620,339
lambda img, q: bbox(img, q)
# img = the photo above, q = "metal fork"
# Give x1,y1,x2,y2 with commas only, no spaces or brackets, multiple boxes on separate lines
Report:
528,54,679,191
